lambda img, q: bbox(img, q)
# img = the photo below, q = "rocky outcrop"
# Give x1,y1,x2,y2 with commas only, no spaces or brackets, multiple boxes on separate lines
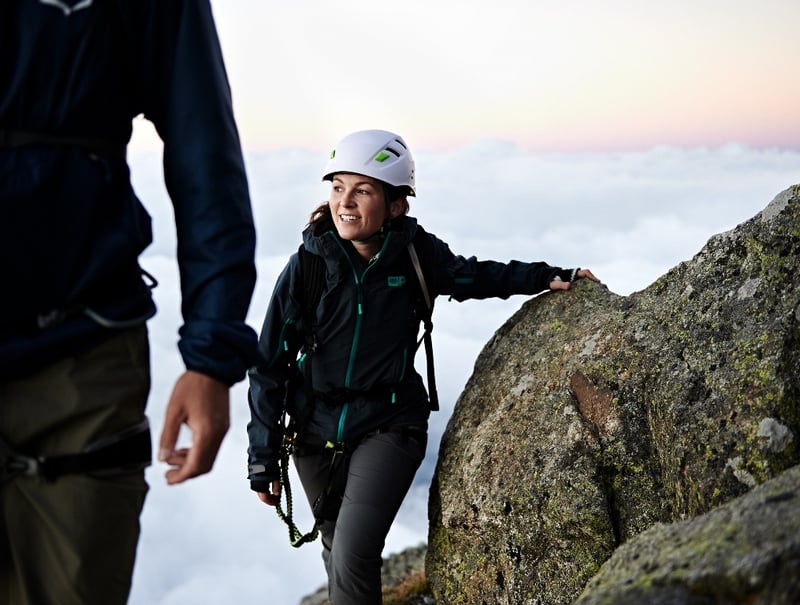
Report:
574,464,800,605
299,545,432,605
427,185,800,604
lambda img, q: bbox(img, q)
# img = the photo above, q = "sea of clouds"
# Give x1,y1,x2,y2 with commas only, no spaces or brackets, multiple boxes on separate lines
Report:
126,142,798,605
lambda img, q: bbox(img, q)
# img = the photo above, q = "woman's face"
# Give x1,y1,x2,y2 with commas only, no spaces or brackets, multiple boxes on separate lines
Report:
328,173,402,243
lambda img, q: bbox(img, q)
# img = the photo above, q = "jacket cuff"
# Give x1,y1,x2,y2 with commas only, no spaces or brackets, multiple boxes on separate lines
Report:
248,462,280,485
179,320,259,386
552,267,580,283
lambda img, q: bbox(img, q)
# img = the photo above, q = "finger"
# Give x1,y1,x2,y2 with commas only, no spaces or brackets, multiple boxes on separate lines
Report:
578,268,600,282
164,443,205,485
257,491,279,507
158,403,185,463
550,280,571,291
165,424,225,485
163,428,207,484
160,448,189,466
165,455,196,485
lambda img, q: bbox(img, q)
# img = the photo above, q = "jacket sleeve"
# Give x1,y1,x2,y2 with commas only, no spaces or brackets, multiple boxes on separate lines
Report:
424,231,575,301
247,257,305,488
141,1,258,385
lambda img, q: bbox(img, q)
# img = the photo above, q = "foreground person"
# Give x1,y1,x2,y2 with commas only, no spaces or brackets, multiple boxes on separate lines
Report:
1,3,258,604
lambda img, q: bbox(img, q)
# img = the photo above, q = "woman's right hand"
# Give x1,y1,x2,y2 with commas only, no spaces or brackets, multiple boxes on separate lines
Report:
257,480,282,506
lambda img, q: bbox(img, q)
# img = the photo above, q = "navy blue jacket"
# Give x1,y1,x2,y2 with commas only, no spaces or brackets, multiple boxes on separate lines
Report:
1,0,258,384
247,215,574,486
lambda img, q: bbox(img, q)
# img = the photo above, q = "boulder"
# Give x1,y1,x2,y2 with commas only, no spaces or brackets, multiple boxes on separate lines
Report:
427,185,800,604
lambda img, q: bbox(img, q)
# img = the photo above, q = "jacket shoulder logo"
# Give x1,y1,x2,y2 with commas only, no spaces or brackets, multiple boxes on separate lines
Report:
37,0,93,17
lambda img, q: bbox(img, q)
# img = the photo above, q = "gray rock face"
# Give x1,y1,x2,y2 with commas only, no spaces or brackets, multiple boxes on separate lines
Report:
574,464,800,605
427,186,800,604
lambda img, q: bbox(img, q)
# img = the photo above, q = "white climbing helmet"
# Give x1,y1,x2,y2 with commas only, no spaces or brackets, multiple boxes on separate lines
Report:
322,129,416,195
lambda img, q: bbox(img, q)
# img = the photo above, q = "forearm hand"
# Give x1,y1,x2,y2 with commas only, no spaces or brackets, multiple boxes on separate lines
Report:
448,257,573,300
158,370,230,485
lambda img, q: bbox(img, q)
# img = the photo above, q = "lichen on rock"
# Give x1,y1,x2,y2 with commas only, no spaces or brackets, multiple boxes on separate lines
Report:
427,185,800,604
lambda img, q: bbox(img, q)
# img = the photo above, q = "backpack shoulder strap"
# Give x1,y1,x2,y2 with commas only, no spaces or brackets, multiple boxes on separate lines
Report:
287,244,326,438
407,242,432,311
298,243,326,338
406,231,439,411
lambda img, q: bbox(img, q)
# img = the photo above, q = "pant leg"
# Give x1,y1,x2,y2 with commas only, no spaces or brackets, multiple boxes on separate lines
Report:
296,428,427,605
292,450,338,580
0,327,151,605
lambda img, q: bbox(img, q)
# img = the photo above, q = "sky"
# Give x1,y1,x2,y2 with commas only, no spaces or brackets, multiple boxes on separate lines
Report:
125,1,799,604
129,0,800,154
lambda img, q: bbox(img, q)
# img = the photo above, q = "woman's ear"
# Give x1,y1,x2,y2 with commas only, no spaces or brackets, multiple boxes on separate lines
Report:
388,197,407,219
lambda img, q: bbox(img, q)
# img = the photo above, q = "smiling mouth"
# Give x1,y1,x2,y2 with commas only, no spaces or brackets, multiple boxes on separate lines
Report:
339,214,360,222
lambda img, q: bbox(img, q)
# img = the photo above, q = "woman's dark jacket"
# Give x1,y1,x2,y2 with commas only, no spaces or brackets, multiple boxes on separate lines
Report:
0,0,258,384
247,215,575,490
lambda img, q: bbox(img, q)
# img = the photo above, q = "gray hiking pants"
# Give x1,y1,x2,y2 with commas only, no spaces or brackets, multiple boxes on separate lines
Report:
294,426,427,604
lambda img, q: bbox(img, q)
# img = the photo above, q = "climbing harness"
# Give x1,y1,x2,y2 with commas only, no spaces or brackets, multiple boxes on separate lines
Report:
274,419,354,548
274,421,321,548
0,419,151,484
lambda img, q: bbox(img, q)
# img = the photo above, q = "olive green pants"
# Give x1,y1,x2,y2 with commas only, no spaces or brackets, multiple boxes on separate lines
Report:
0,327,151,605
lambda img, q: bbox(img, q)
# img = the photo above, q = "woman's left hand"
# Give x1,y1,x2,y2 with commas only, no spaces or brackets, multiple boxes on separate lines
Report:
257,480,282,506
549,268,600,291
576,268,600,282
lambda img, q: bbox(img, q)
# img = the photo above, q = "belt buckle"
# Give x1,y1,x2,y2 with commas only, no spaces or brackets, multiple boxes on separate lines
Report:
1,454,39,482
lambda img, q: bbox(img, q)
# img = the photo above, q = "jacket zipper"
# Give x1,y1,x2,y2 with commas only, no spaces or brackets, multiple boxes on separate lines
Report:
332,233,393,442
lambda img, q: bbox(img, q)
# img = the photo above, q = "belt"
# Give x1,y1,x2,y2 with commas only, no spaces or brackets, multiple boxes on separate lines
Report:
0,419,151,483
293,423,427,457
